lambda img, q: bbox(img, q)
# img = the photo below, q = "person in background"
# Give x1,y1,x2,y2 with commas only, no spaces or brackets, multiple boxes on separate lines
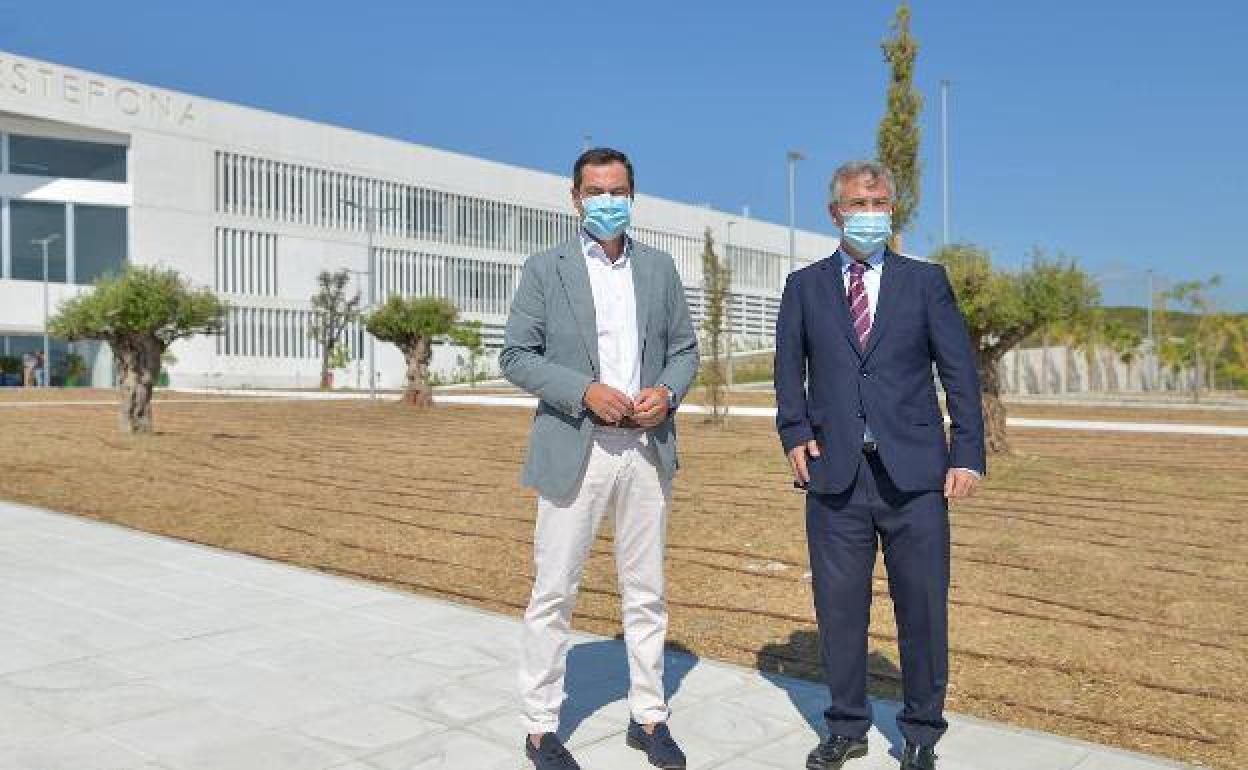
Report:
33,351,47,387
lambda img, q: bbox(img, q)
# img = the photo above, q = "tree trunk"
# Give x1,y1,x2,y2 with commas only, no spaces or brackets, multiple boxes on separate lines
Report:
401,337,434,407
703,330,725,425
320,346,333,390
1192,355,1202,404
979,354,1010,454
1040,333,1051,393
116,337,160,434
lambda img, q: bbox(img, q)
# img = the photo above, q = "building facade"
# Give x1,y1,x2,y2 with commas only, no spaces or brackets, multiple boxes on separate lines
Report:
0,51,839,389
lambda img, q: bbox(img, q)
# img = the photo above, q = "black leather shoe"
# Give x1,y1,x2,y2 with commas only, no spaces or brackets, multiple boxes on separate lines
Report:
626,719,687,769
807,734,869,769
525,733,581,770
899,741,937,770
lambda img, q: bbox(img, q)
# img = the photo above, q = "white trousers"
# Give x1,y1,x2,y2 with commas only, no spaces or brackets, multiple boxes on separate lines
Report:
519,429,672,734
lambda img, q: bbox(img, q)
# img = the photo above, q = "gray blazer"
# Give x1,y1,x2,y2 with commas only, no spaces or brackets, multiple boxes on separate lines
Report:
499,236,700,501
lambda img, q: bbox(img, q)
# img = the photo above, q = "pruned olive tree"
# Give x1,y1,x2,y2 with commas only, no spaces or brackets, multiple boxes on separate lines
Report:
365,295,472,406
48,265,225,434
933,244,1099,453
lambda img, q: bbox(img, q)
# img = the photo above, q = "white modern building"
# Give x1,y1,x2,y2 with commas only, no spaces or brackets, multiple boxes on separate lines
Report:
0,50,838,389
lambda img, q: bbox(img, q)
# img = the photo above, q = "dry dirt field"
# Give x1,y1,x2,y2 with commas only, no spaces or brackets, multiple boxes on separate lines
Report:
687,387,1248,427
1,395,1245,768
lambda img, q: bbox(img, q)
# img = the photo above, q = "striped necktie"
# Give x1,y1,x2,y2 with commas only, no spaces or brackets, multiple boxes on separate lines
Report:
847,261,871,349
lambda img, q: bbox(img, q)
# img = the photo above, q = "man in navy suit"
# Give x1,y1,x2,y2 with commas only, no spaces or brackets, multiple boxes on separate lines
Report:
774,160,985,770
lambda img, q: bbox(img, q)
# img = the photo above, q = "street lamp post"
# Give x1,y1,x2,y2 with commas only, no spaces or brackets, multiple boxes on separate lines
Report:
1146,268,1157,391
786,150,804,276
31,234,61,388
724,220,735,389
940,79,952,246
343,199,399,400
343,267,370,390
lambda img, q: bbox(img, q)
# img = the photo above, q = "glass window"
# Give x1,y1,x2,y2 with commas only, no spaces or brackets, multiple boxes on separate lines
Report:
8,134,127,182
406,188,444,239
73,205,128,284
10,201,67,282
1,335,71,385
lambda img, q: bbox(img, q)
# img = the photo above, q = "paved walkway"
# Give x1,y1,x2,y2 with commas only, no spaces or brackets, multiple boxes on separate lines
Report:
0,501,1191,770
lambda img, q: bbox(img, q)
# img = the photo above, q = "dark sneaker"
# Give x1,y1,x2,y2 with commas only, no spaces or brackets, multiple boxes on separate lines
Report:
626,719,687,769
807,734,869,769
524,733,581,770
899,741,937,770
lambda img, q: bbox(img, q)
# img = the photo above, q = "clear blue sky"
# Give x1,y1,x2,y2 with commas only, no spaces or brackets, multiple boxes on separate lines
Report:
5,1,1245,309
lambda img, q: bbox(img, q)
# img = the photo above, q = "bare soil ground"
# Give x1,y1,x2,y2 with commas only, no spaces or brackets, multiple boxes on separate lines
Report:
0,396,1244,768
698,388,1248,427
0,388,233,403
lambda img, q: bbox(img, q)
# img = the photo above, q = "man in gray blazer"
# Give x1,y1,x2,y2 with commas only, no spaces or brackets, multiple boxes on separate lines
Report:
501,147,699,770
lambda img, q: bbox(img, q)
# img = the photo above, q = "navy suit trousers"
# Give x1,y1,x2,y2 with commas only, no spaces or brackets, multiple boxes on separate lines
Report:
805,450,950,747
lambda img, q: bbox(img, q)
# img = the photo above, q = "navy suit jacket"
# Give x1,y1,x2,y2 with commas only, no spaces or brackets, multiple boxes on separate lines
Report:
775,250,986,494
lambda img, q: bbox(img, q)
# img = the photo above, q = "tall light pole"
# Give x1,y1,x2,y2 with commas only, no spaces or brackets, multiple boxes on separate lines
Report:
940,79,951,246
786,150,804,275
1146,269,1155,343
343,199,399,400
724,219,736,389
1146,268,1157,391
342,267,369,390
31,234,60,388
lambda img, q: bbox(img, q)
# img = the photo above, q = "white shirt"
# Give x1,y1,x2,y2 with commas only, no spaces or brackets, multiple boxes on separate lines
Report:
581,230,641,401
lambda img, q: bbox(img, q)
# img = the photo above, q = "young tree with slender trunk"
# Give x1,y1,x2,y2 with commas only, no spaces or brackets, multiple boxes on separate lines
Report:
1103,319,1143,391
1222,316,1248,390
933,244,1099,453
877,1,923,250
1157,277,1225,401
309,269,361,390
449,320,485,386
699,227,729,424
366,295,473,406
48,265,224,434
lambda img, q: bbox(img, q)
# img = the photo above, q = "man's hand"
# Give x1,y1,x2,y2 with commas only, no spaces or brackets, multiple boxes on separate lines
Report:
630,387,670,428
787,439,821,487
583,383,633,424
944,468,979,499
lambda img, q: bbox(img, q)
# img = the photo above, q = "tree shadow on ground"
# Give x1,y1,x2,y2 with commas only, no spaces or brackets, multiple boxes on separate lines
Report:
558,635,697,742
757,630,907,758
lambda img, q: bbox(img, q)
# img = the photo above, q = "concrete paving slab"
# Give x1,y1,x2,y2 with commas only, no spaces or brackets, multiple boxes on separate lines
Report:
0,501,1196,770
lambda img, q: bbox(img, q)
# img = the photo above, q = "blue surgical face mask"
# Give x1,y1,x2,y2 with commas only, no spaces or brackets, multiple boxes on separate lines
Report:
581,194,632,240
840,211,893,255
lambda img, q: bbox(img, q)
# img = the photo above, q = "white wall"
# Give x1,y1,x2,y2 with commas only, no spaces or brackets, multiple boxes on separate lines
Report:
0,49,842,389
999,345,1186,395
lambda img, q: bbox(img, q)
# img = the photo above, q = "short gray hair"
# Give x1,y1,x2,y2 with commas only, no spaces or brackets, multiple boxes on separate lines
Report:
829,160,896,204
